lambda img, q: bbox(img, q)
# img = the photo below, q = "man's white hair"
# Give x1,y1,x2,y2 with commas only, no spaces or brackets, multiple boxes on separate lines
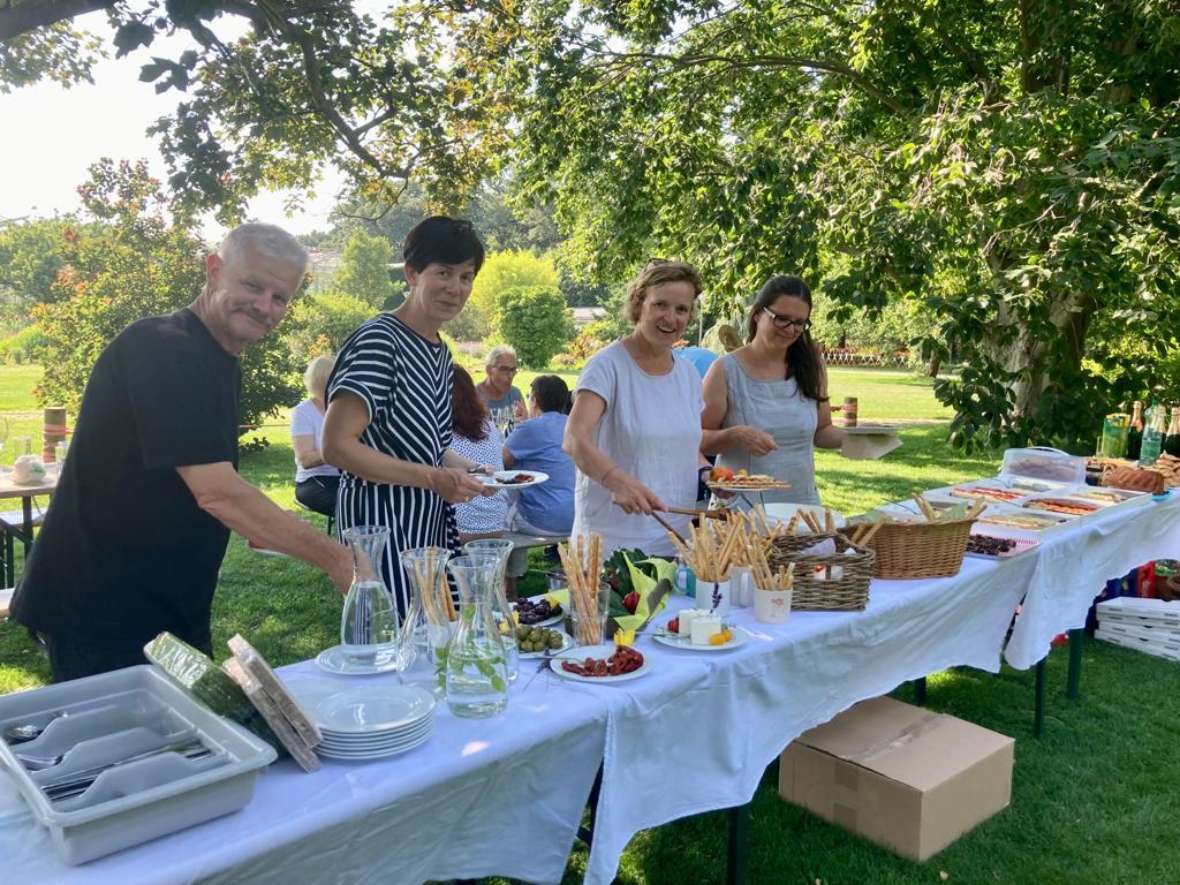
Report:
485,344,518,368
218,223,309,274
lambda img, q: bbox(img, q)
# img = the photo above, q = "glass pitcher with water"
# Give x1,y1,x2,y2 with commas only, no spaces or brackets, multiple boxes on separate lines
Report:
463,538,518,682
402,546,454,692
445,554,509,718
340,526,404,671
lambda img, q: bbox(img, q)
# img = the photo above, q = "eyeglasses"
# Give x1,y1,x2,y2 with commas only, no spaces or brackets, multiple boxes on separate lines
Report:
762,307,811,332
492,365,518,374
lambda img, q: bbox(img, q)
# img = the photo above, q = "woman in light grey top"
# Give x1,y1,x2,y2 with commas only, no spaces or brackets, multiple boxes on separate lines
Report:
565,261,705,556
701,275,845,506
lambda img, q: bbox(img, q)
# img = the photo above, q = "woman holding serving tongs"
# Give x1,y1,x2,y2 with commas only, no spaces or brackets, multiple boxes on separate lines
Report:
563,260,710,557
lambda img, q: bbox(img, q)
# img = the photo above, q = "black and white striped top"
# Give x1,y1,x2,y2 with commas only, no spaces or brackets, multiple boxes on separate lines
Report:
327,313,458,613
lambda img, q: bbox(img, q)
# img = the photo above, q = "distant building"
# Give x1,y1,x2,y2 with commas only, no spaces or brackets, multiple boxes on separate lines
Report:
572,307,608,328
305,248,343,292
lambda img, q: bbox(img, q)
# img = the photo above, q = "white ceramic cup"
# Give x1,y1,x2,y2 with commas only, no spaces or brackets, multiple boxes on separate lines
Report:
754,587,792,624
695,577,731,616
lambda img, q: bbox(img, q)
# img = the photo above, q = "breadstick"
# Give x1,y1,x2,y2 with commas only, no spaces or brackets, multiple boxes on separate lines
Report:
858,520,885,546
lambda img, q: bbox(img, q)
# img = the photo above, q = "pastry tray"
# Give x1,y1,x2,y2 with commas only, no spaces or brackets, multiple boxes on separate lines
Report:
0,664,275,865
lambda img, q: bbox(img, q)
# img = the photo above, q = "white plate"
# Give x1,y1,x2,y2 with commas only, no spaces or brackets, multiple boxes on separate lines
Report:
549,643,651,684
513,595,565,629
316,728,432,761
763,503,846,531
307,685,435,735
319,720,433,748
315,645,404,676
652,626,748,652
517,631,573,659
477,470,549,489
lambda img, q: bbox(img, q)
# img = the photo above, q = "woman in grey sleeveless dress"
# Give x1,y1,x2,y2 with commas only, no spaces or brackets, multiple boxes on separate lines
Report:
701,275,846,506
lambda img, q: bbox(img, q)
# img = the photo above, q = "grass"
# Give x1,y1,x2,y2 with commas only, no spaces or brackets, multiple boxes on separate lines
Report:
2,362,1178,883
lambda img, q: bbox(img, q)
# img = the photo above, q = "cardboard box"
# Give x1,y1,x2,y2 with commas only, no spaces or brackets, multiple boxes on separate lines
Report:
778,697,1014,861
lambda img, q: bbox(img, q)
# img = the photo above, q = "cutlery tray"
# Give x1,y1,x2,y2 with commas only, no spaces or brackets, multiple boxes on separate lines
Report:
0,665,276,865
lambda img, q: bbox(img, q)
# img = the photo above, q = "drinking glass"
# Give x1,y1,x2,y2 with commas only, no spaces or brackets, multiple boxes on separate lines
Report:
54,440,69,475
11,435,31,458
567,579,611,647
402,546,454,694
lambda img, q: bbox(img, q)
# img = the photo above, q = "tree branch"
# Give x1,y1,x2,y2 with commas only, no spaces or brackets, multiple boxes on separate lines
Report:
591,48,905,113
0,0,117,41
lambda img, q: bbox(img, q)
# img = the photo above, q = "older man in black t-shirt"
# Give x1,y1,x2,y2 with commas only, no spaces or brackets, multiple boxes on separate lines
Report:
11,224,353,682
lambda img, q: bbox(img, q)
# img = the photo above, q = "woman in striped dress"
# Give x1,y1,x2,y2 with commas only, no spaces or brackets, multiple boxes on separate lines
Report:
322,217,492,613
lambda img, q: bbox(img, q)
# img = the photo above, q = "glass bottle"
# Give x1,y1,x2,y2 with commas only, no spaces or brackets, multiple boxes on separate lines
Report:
463,538,519,682
444,555,509,718
1165,406,1180,458
1126,401,1144,461
340,526,401,671
1141,403,1166,464
402,546,453,694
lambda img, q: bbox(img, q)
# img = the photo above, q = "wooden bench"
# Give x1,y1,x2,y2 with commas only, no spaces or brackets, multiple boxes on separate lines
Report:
503,531,568,579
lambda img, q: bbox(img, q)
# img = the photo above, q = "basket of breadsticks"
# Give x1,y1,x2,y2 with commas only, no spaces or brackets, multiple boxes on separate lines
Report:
764,513,874,612
851,494,983,579
758,505,841,557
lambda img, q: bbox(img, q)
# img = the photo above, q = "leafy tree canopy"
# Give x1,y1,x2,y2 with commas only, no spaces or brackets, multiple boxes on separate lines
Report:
8,0,1180,448
33,158,301,433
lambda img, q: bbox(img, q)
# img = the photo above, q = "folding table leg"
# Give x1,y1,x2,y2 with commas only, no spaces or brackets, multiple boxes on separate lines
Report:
727,801,750,885
1033,658,1046,738
1065,629,1084,700
576,763,604,848
912,676,927,706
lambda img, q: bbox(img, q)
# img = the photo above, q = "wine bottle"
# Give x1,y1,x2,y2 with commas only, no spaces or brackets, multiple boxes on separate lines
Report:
1141,403,1166,464
1126,401,1144,461
1165,406,1180,458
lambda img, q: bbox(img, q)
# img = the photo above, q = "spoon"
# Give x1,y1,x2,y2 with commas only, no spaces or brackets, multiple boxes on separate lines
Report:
3,712,66,745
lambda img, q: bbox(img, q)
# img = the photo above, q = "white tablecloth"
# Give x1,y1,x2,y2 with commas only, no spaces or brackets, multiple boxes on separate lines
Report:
0,660,607,885
582,556,1030,884
1004,494,1180,668
5,493,1179,884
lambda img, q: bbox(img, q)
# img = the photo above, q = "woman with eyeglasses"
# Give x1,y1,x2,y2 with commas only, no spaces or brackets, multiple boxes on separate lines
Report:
700,275,845,506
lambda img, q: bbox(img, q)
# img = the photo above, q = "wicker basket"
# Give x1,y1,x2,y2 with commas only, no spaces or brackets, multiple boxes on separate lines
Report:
767,535,874,611
860,517,975,579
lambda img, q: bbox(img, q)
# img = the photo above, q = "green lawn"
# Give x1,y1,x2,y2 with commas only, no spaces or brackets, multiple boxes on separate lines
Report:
2,363,1178,883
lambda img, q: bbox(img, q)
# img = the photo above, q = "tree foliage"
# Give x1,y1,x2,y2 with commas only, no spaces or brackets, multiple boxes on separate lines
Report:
331,228,397,309
284,290,374,363
9,0,1180,448
33,159,301,432
468,250,560,338
0,217,81,329
497,284,574,368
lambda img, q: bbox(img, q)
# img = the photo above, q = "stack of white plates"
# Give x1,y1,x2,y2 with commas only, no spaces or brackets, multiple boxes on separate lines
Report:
290,682,436,761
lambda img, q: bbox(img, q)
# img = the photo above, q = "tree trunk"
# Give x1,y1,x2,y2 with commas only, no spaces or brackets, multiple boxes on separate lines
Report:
982,293,1092,420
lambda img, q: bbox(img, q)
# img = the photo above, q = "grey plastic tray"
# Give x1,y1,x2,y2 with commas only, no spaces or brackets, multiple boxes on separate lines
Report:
0,664,276,865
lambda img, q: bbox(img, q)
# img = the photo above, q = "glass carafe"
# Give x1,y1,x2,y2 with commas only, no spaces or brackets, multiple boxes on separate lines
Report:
463,538,518,682
445,555,509,718
340,526,402,671
402,546,454,694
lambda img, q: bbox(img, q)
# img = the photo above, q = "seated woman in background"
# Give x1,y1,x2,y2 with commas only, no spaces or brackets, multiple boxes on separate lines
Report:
450,366,508,542
503,375,575,537
291,354,341,517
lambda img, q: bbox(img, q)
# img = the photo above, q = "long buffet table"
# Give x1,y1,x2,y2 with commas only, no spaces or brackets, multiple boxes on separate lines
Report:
3,494,1179,884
